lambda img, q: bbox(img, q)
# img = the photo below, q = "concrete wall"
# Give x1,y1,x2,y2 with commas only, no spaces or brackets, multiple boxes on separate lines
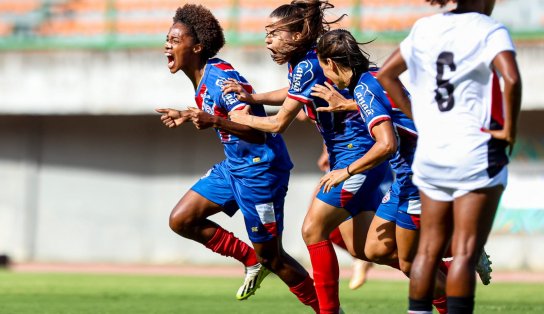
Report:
1,43,544,115
1,45,544,270
0,114,543,270
0,115,328,265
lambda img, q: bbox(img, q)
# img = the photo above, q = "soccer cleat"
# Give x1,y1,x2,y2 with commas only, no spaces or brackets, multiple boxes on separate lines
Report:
236,263,271,300
475,248,492,285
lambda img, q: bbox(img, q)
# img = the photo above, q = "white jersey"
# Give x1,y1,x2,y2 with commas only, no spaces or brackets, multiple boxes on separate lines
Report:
399,12,515,190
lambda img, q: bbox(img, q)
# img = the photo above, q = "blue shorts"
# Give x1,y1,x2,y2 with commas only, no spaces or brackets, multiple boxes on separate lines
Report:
317,161,389,217
376,188,421,230
191,160,289,243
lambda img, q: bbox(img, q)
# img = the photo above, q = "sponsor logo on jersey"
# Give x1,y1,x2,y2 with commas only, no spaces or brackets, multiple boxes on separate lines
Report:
355,83,375,117
291,60,314,93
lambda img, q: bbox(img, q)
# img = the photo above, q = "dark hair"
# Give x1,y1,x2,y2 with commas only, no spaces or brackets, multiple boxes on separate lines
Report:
317,29,373,89
173,4,225,62
267,0,344,64
426,0,456,7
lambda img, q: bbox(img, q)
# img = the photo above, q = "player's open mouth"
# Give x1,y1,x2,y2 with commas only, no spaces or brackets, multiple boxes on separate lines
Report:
165,52,175,69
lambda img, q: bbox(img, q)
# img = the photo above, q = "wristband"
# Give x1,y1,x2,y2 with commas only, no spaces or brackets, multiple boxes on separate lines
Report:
346,164,353,177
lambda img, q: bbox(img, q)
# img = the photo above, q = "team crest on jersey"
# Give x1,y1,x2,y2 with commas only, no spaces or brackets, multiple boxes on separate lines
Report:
291,60,314,93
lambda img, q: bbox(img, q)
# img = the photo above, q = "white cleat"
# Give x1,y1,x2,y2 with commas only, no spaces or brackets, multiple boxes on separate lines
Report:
476,248,493,285
236,263,270,300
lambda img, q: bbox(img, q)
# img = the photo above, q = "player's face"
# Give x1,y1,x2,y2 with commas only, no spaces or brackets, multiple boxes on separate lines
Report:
164,22,197,74
318,56,351,90
265,17,298,65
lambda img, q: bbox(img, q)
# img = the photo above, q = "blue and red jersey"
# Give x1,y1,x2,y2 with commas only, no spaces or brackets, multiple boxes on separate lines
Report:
287,49,375,168
195,58,293,173
353,69,419,199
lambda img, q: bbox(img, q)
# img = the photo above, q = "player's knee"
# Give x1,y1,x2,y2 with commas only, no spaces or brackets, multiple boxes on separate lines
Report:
168,208,197,237
399,259,412,276
301,220,325,245
364,241,391,263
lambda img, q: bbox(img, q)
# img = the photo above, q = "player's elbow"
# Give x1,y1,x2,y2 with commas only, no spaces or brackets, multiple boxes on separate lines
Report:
376,71,391,87
381,140,397,157
504,72,522,93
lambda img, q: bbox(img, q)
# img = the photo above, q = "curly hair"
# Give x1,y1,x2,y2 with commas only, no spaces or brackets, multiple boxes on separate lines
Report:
173,4,225,62
426,0,457,7
267,0,344,64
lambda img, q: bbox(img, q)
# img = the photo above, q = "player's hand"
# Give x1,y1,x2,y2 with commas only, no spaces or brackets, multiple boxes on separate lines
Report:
311,82,356,112
318,168,350,193
155,108,190,128
481,127,517,155
221,78,254,103
188,107,217,130
228,106,251,125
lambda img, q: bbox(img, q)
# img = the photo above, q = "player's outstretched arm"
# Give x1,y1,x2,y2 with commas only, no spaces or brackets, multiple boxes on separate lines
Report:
222,78,288,106
377,48,412,120
311,81,358,112
483,51,522,155
188,107,266,144
229,97,303,134
155,108,192,128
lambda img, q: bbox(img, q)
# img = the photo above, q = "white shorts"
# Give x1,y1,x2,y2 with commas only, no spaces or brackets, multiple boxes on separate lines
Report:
414,167,508,202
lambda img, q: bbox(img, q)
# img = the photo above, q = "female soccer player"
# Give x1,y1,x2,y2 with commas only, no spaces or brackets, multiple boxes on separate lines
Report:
377,0,522,313
312,28,448,314
224,1,389,312
156,4,319,311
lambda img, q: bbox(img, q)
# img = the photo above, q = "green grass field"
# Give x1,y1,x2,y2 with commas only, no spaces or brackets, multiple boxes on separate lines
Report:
1,271,543,314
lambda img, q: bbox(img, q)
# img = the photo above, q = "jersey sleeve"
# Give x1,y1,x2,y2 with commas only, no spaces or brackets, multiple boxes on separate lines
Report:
287,59,323,105
354,81,391,140
482,25,516,67
399,17,422,67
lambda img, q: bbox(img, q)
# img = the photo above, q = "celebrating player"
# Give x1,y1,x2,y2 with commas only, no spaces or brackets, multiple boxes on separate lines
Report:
377,0,522,313
223,1,389,313
312,28,448,314
156,4,319,311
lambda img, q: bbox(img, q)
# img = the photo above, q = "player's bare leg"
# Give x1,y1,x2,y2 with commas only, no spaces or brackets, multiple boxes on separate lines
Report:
446,185,503,312
252,238,320,312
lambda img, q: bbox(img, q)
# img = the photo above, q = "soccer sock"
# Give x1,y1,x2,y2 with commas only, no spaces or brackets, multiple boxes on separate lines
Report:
408,297,433,314
329,227,347,250
432,259,450,314
447,295,475,314
432,295,448,314
288,275,320,313
204,227,258,267
438,259,451,275
308,240,340,314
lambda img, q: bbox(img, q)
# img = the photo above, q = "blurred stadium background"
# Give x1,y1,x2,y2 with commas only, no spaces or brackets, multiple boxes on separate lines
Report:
0,0,543,271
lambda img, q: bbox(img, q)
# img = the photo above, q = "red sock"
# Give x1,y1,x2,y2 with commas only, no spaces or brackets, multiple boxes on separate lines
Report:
433,295,448,314
308,240,340,314
432,260,450,314
204,227,258,267
329,228,347,250
438,259,451,276
289,275,320,313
